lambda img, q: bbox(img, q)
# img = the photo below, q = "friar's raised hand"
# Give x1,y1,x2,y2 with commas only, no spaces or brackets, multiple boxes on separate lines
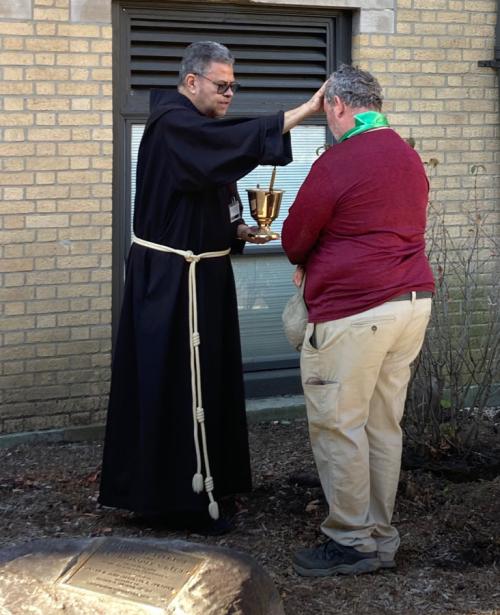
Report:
307,81,327,114
283,81,327,133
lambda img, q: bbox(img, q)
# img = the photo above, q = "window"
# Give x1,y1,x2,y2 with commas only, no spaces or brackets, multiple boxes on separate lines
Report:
114,2,352,382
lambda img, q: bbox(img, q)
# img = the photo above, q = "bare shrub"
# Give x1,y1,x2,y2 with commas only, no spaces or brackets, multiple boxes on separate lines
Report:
404,162,500,460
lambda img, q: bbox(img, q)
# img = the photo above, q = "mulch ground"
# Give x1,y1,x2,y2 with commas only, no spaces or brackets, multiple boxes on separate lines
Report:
1,418,499,615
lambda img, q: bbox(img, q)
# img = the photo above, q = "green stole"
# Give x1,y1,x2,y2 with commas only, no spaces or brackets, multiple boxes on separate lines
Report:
337,111,390,143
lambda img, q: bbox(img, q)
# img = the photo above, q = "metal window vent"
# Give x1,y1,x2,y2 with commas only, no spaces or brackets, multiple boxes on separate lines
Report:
119,5,349,114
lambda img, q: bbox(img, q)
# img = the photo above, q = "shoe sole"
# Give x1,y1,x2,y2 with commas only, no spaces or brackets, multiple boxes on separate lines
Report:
293,557,381,577
379,560,396,569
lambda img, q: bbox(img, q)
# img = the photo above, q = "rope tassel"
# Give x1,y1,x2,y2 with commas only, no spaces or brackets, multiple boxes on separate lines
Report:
192,473,204,493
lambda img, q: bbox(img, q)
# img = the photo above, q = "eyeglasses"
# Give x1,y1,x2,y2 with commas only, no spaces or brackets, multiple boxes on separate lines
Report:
194,73,241,94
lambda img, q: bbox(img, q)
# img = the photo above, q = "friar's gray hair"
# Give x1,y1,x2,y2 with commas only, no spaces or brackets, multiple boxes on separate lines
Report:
325,64,383,111
178,41,234,84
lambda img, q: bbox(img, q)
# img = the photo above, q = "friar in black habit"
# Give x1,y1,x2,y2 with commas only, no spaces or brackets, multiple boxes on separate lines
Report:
99,41,325,532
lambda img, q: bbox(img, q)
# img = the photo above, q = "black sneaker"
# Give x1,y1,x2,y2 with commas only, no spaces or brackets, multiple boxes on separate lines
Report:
293,539,381,577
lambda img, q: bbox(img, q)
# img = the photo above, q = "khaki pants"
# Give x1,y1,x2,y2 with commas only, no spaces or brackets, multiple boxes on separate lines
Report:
301,296,431,558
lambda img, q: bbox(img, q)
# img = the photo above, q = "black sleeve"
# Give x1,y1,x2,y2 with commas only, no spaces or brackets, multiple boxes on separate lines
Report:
161,109,292,192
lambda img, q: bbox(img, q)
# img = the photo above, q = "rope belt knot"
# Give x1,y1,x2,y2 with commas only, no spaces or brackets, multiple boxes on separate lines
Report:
184,250,201,263
133,236,231,520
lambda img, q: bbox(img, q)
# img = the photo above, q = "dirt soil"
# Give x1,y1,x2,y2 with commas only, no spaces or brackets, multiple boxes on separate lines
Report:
1,418,499,615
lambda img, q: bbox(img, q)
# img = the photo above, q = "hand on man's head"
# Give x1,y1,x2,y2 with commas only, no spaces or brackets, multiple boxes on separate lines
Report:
308,81,328,114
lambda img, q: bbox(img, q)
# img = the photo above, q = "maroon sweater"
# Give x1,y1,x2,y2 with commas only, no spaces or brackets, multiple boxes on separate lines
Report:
282,128,435,322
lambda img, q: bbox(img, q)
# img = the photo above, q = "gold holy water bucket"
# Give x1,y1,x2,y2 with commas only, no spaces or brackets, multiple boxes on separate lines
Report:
246,188,284,239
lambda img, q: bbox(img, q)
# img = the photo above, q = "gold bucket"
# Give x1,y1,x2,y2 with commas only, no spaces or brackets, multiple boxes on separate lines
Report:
246,188,284,239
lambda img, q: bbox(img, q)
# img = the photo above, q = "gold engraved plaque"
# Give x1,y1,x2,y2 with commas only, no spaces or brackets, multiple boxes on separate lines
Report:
59,539,205,609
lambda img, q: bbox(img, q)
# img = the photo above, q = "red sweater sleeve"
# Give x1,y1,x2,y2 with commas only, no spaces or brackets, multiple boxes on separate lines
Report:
282,159,334,264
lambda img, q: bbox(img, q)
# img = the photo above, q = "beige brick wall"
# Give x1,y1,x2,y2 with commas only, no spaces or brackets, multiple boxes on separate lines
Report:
352,0,499,243
0,0,498,436
0,0,112,435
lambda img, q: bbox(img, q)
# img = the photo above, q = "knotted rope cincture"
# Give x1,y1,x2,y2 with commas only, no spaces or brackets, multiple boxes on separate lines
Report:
133,237,230,520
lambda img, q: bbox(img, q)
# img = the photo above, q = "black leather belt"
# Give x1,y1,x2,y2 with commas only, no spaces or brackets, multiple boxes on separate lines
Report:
389,291,433,301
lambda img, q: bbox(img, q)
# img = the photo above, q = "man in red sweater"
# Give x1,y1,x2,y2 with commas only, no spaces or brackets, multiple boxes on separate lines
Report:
282,65,434,576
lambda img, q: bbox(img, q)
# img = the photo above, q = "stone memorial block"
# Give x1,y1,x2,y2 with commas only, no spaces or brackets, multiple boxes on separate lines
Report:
0,537,285,615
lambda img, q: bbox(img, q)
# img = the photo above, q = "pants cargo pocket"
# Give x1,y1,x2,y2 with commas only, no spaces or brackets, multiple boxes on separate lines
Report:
304,380,340,427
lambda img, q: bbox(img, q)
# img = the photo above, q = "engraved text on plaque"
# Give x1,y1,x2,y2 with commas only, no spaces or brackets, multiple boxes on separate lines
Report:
60,539,204,609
